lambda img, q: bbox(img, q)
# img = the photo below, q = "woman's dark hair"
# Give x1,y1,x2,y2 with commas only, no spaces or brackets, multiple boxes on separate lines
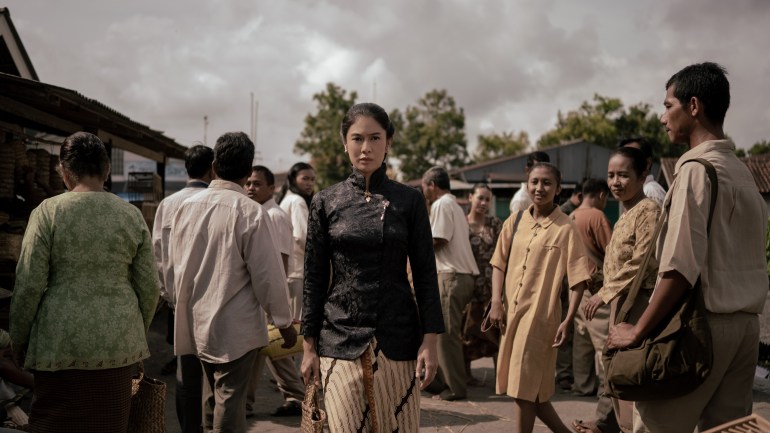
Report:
185,144,214,179
277,162,314,205
611,146,648,178
529,162,562,187
665,62,730,126
213,132,254,181
471,183,492,195
59,132,110,181
340,103,395,143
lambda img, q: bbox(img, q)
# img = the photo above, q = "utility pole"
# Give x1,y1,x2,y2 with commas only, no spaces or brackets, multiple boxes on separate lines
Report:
203,115,208,146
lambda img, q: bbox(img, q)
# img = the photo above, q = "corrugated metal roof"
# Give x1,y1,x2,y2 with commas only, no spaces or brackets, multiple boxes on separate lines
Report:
0,72,187,160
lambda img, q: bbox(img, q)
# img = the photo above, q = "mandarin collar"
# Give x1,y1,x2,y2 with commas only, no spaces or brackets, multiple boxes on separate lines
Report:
347,163,388,192
674,139,735,175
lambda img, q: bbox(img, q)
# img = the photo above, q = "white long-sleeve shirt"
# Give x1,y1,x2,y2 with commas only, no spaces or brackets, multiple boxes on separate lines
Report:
170,179,292,363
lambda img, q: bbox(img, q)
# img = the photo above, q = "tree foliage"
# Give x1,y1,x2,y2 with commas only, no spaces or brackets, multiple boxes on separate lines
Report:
536,94,678,159
294,83,357,189
749,140,770,156
391,89,469,181
474,131,530,162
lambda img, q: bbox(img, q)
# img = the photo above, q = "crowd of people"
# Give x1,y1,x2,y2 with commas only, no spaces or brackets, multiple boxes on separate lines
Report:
3,61,768,433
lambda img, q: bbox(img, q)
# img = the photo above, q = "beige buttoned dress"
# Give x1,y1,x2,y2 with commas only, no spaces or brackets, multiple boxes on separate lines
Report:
491,206,591,402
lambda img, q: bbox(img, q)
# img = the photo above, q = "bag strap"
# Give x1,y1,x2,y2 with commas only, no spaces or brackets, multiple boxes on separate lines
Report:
616,158,718,324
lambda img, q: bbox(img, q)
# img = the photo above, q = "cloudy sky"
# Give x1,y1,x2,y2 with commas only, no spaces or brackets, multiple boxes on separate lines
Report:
7,0,770,171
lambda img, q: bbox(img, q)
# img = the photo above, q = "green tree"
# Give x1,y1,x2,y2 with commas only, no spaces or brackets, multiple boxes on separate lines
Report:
294,83,357,188
474,131,530,162
735,148,747,158
749,140,770,156
536,94,679,159
391,89,469,181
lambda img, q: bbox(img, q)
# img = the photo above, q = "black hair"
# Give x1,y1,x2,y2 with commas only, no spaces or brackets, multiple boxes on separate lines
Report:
572,180,584,195
581,178,610,197
423,166,450,191
213,132,254,182
60,132,110,181
529,162,561,187
185,144,214,179
471,183,492,195
252,165,275,187
611,146,648,178
526,151,550,169
340,102,395,142
665,62,730,125
618,137,653,160
277,162,314,206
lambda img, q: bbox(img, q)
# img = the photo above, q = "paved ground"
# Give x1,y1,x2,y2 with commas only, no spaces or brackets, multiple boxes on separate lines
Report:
146,296,770,433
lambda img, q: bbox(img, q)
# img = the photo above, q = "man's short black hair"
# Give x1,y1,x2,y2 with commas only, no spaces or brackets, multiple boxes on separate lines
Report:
252,165,275,186
618,137,653,160
526,151,550,169
666,62,730,125
423,166,451,190
581,178,610,197
213,132,254,181
185,144,214,179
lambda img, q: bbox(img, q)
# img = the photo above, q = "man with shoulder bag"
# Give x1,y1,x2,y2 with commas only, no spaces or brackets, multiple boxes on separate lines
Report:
607,62,768,432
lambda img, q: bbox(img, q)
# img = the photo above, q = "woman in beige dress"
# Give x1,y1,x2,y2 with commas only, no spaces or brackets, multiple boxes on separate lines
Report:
487,162,591,433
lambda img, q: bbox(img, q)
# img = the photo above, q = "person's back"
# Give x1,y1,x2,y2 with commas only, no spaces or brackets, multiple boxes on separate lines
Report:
13,192,156,369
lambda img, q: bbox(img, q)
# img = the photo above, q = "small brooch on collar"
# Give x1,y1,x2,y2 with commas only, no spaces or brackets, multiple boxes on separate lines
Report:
364,190,372,203
381,200,390,221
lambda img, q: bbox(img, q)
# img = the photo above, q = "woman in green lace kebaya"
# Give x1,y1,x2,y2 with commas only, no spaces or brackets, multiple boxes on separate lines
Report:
10,132,159,433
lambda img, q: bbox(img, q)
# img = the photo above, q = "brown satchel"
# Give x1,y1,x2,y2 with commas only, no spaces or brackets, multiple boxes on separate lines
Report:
301,382,327,433
128,361,167,433
603,158,716,401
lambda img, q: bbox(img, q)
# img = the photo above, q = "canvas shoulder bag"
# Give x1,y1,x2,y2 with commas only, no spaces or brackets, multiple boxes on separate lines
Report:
603,158,716,401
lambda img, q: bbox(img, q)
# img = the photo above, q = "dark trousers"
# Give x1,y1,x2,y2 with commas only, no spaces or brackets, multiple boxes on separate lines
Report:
176,354,203,433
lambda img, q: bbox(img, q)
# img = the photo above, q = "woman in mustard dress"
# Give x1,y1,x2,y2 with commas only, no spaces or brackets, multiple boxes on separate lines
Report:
487,162,591,433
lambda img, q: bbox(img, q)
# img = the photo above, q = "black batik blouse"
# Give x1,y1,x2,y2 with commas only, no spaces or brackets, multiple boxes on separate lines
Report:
301,163,444,361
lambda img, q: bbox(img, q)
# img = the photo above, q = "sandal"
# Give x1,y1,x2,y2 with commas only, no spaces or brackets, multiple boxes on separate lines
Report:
571,419,604,433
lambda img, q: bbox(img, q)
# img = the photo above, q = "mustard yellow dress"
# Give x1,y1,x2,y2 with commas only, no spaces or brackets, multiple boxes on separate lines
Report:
491,206,591,402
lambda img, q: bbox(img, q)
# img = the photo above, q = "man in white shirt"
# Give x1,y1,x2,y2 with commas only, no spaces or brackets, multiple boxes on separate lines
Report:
619,137,667,207
509,151,551,213
422,166,480,401
153,144,213,433
170,132,297,432
244,165,304,418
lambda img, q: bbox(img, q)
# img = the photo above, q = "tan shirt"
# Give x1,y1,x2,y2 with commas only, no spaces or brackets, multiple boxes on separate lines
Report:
598,198,661,304
570,207,612,275
170,179,292,362
430,193,479,275
656,140,768,313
